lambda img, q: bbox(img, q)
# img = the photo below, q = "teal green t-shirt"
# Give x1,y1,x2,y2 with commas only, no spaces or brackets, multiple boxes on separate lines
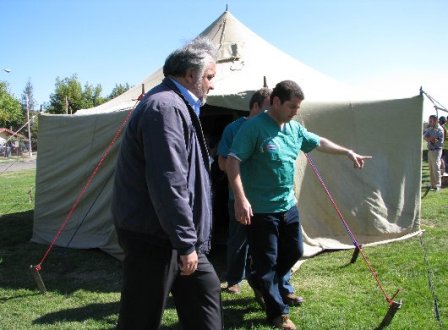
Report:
217,117,247,201
229,112,320,213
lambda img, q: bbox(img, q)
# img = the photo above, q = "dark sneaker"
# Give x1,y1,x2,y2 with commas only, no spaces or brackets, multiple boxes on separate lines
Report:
282,293,304,306
272,314,296,330
225,283,241,294
247,276,266,310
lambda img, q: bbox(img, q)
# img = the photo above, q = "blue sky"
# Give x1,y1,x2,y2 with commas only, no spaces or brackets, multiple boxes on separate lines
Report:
1,0,447,115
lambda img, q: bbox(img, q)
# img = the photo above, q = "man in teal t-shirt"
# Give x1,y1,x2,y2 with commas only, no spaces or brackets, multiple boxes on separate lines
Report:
227,80,372,330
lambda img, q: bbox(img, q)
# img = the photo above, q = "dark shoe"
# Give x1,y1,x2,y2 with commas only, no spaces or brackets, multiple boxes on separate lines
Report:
247,277,266,310
225,283,241,294
272,314,296,330
282,293,304,306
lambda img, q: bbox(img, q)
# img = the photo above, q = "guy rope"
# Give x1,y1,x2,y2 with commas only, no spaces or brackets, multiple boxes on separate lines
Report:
305,152,402,328
30,95,143,293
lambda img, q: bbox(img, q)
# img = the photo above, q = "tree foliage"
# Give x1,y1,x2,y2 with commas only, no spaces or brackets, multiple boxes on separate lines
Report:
21,79,36,112
0,81,23,129
21,80,39,149
47,74,106,114
108,83,131,99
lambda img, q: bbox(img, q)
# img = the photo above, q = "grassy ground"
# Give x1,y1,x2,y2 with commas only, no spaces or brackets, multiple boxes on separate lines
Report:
0,164,446,329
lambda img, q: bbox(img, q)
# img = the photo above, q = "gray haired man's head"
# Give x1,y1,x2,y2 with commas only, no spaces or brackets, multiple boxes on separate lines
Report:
163,37,218,80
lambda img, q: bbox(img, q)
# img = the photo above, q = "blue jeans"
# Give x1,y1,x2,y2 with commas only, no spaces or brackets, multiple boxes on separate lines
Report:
226,201,296,294
226,200,251,286
247,206,304,320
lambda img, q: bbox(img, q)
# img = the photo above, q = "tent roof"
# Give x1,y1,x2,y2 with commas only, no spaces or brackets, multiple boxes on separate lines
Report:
77,10,370,115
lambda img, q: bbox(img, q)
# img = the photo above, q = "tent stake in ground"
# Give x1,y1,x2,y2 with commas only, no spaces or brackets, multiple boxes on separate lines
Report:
30,264,46,294
305,154,402,327
350,244,362,263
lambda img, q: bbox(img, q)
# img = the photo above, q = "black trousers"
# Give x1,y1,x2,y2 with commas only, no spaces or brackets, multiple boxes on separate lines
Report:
116,229,223,330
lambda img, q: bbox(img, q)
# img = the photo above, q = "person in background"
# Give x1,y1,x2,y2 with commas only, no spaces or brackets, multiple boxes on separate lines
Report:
424,115,444,191
112,37,223,330
226,80,372,330
5,140,12,158
218,88,270,298
438,116,447,174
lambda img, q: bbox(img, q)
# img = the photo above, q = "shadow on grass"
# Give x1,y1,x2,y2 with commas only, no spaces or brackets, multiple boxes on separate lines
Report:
32,301,119,329
0,210,34,245
0,210,122,295
32,295,267,330
2,210,269,329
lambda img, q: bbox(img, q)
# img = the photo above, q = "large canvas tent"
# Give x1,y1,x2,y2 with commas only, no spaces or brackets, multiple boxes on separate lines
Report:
32,10,422,261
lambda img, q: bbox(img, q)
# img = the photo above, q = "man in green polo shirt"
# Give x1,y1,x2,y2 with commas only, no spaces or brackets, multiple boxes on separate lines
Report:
226,80,372,330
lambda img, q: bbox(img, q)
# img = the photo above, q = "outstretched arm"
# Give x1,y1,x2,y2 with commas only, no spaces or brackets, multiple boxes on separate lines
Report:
316,137,372,168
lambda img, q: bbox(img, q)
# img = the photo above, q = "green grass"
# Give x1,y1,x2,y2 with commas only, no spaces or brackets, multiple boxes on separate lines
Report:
0,165,446,329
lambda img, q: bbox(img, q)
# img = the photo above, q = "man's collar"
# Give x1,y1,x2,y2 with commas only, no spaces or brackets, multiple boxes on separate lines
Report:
169,78,202,116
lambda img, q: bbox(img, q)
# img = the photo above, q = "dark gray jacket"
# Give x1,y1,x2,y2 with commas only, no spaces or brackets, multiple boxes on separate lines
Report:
112,78,212,255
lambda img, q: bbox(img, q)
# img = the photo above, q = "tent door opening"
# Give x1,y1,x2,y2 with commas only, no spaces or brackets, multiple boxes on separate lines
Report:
200,105,247,246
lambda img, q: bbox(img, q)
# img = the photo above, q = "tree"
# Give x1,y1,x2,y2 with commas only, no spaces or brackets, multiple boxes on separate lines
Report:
108,83,131,99
21,79,38,152
83,82,105,108
47,74,83,114
21,79,36,113
0,81,23,129
47,74,106,114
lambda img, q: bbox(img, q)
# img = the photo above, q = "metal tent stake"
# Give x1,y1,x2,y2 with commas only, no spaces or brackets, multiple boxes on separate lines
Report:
350,244,362,263
30,265,47,294
377,299,402,329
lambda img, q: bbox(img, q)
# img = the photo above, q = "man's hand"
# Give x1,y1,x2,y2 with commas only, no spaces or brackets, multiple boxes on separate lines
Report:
317,138,372,168
179,250,198,276
235,196,253,225
346,150,372,168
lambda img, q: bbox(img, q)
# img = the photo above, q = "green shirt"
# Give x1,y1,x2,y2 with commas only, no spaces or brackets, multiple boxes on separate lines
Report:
230,112,320,213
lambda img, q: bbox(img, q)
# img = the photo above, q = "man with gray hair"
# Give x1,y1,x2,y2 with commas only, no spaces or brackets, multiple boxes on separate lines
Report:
112,37,223,329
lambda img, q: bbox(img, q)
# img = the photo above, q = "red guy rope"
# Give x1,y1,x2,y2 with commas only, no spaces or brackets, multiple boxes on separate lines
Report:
305,153,400,305
34,97,142,272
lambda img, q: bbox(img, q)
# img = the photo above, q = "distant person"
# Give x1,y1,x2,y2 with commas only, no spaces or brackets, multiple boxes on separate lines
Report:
112,37,223,329
5,140,12,158
226,80,372,330
438,116,447,174
424,115,444,190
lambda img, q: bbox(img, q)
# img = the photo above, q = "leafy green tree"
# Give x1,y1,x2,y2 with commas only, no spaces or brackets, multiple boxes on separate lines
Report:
83,82,105,109
47,74,106,114
108,83,131,99
47,74,83,114
0,81,23,129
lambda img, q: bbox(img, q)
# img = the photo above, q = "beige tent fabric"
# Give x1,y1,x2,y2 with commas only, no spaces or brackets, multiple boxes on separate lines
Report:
296,97,422,257
32,10,422,261
32,111,128,260
76,11,373,116
32,97,423,260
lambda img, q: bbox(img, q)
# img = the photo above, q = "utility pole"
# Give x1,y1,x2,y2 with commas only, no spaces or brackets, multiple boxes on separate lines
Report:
26,95,32,157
